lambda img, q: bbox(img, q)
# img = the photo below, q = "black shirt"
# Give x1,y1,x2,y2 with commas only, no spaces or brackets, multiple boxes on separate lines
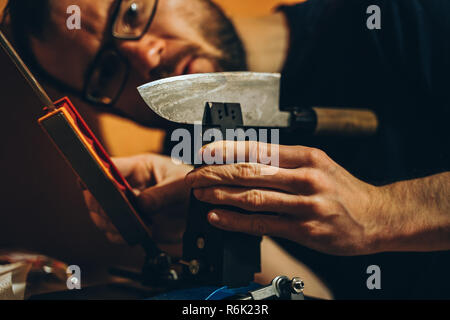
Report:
277,0,450,299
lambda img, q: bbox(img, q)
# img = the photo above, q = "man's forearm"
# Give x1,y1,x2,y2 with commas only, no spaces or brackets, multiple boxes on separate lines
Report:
371,172,450,252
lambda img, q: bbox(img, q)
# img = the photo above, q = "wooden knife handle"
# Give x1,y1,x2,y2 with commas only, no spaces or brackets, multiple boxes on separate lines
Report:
310,107,379,136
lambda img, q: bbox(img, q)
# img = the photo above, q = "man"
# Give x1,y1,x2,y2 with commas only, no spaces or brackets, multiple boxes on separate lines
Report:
3,0,449,298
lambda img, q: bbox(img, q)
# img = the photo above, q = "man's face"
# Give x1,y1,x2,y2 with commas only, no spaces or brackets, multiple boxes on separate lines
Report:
31,0,246,125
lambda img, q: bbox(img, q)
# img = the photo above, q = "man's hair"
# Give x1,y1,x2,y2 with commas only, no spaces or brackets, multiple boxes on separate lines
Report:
198,0,247,72
4,0,51,39
1,0,52,75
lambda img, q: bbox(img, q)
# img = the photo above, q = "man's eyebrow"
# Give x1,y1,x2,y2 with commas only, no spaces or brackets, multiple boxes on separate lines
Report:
82,0,121,81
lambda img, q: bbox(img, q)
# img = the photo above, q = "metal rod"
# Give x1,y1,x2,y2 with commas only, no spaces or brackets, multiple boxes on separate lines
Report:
0,30,55,110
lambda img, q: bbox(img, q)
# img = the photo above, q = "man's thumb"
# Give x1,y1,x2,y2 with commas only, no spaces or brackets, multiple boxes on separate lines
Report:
137,179,189,216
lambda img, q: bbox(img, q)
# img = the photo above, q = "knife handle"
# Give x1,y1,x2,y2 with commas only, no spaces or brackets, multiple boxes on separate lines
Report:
293,107,379,136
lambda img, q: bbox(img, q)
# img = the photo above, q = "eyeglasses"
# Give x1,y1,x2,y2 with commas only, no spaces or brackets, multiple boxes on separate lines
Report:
84,0,158,106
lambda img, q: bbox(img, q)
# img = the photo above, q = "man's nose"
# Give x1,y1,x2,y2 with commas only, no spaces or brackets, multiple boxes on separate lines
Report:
117,35,166,80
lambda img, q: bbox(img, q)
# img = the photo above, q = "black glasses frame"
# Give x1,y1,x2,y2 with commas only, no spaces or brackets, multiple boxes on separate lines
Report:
82,44,131,106
112,0,159,41
82,0,159,106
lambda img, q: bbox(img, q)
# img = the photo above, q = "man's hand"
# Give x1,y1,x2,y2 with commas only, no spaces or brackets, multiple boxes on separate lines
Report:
186,141,450,256
83,153,192,256
185,141,378,256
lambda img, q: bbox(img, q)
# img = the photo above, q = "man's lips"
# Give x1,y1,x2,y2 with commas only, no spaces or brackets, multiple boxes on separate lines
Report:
174,56,217,76
175,56,196,76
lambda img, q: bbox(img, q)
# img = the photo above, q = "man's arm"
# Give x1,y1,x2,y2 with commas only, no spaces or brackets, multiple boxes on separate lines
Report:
373,173,450,252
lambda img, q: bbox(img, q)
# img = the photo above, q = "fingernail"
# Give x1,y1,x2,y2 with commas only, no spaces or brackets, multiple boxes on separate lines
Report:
208,212,220,224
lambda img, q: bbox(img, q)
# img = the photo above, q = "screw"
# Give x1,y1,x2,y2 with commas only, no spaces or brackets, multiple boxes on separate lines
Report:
189,260,200,275
196,237,205,249
169,269,178,281
291,277,304,293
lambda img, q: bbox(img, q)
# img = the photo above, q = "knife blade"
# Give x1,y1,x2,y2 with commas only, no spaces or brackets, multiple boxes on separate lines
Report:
138,72,291,128
138,72,378,136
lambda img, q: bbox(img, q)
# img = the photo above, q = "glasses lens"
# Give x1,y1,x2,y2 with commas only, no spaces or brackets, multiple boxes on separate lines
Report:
85,50,128,105
112,0,157,39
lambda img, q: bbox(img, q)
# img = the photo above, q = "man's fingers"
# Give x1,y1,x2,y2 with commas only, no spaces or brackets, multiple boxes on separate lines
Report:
83,189,125,244
138,178,189,217
111,156,143,178
207,209,292,238
194,186,314,216
186,163,303,193
83,190,107,218
89,211,116,233
151,203,187,243
89,212,125,243
200,141,321,169
105,232,126,244
112,155,155,191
